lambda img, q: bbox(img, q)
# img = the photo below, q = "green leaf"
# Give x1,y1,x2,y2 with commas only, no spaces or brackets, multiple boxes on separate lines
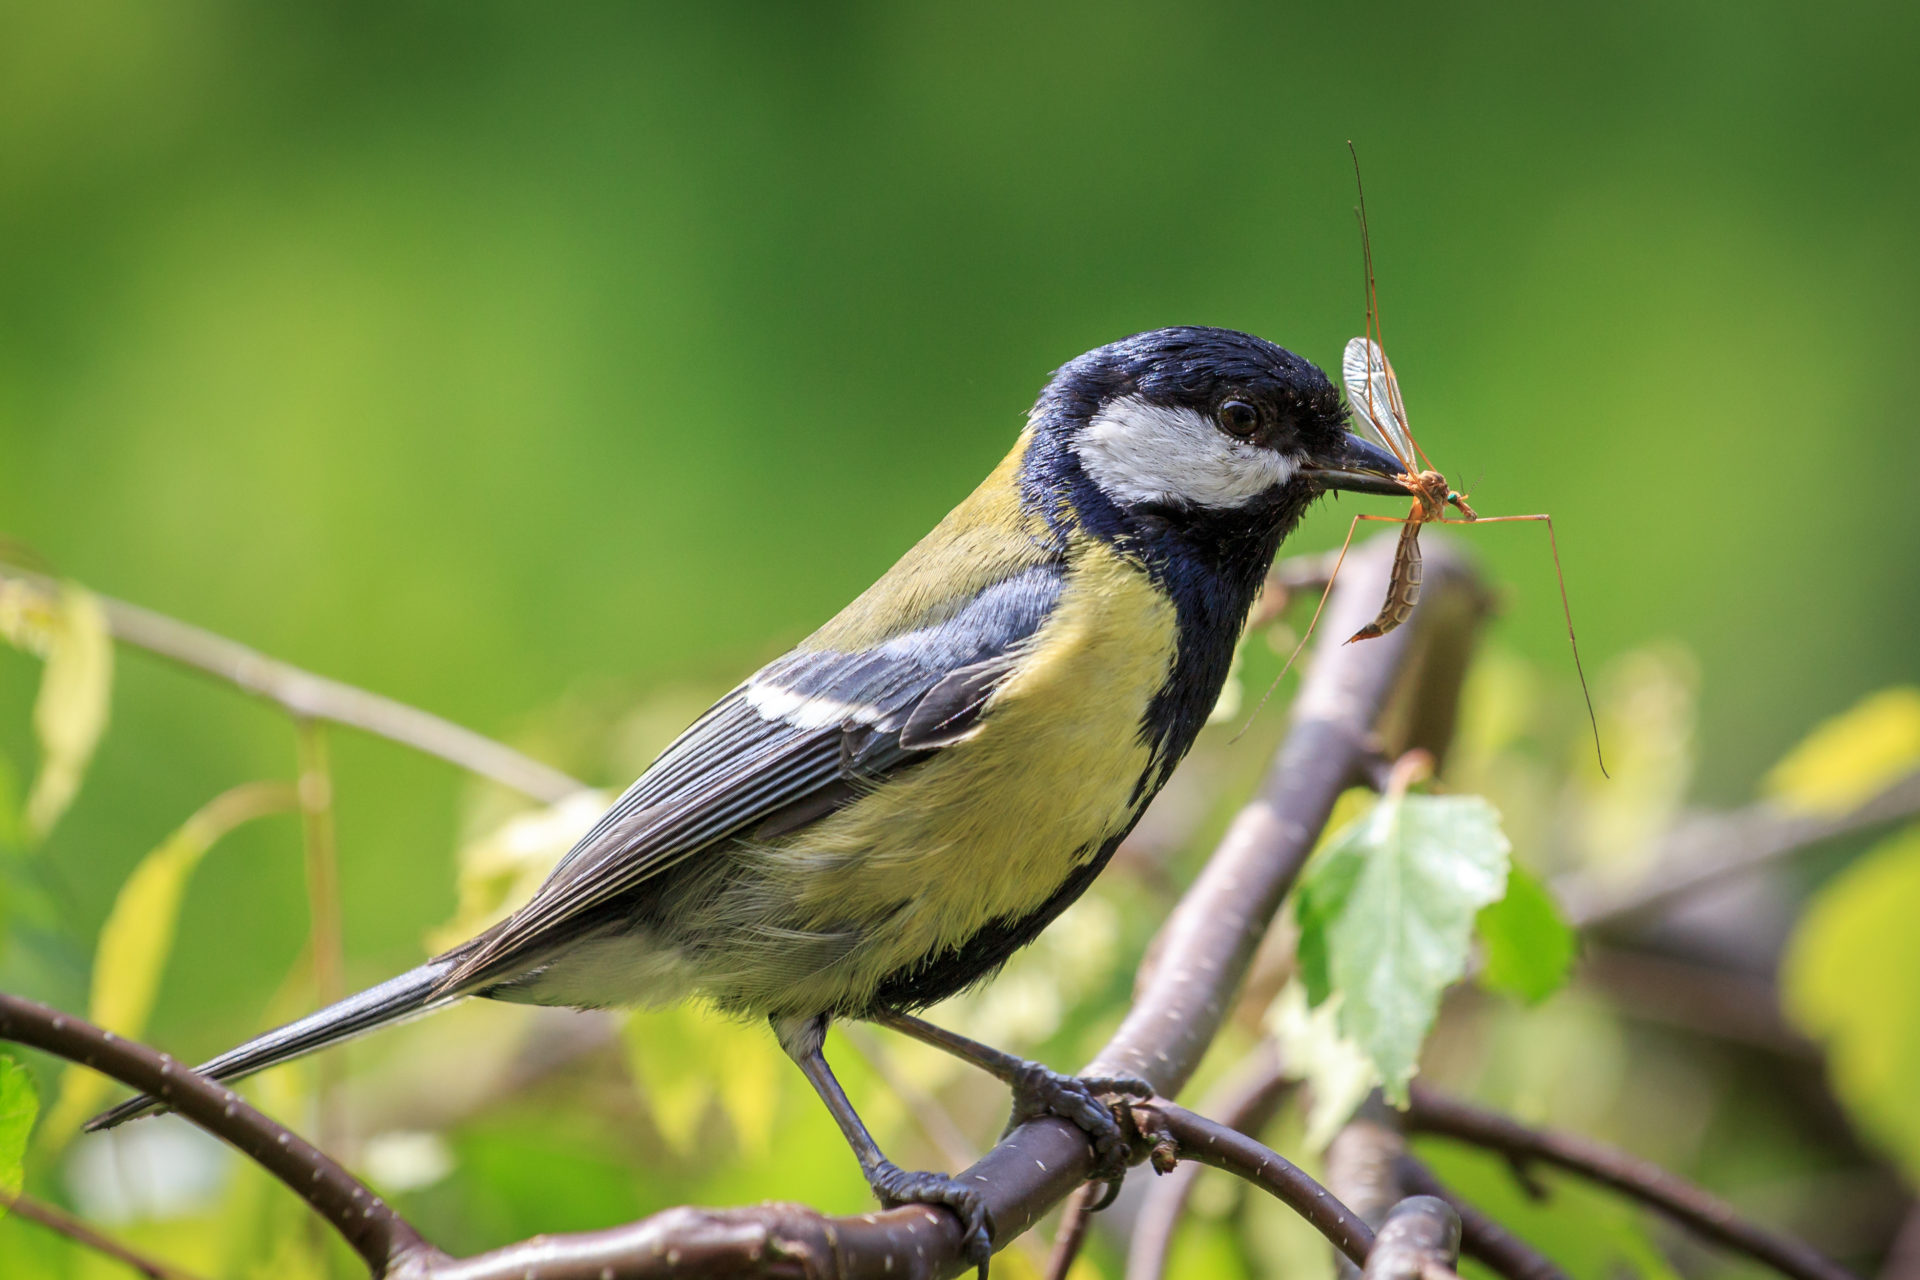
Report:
1295,791,1511,1103
1782,824,1920,1181
1766,687,1920,816
0,750,21,850
22,584,113,841
0,1054,39,1213
39,782,296,1150
1477,864,1577,1004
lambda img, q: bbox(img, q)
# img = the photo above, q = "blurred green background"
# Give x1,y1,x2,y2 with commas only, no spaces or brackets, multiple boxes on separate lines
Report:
3,2,1919,1276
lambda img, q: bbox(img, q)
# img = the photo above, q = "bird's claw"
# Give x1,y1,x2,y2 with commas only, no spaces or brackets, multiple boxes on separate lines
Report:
871,1161,994,1277
1004,1064,1154,1187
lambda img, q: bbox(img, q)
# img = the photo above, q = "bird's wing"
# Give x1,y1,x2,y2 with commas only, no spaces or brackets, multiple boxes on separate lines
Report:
438,562,1064,991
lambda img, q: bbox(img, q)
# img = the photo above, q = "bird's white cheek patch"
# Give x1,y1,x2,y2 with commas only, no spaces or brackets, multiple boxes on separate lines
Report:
1073,396,1297,509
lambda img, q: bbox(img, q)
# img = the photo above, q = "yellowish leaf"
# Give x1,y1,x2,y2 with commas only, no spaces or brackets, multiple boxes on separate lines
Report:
39,782,296,1150
430,789,608,951
1783,825,1920,1181
23,583,113,841
1766,687,1920,816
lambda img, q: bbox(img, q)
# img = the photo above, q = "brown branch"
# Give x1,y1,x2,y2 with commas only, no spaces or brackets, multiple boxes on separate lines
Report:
0,564,585,804
1328,1108,1410,1239
0,993,438,1275
1404,1086,1859,1280
1397,1156,1569,1280
1883,1203,1920,1280
1144,1100,1376,1265
3,1190,210,1280
1561,767,1920,929
1126,1043,1292,1280
1361,1196,1462,1280
1043,1182,1098,1280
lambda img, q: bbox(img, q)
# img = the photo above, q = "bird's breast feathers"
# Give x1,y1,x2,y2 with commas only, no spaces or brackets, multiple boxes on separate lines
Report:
748,532,1178,1003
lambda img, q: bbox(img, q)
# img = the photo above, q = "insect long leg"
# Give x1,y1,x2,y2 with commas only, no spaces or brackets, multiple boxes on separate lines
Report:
1446,511,1608,777
1234,511,1408,740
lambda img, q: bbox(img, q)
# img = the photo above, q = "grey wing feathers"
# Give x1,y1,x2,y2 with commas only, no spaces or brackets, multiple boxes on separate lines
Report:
440,563,1063,991
88,959,457,1130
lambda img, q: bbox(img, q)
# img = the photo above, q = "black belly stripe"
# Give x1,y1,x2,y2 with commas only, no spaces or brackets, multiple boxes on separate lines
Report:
857,771,1155,1016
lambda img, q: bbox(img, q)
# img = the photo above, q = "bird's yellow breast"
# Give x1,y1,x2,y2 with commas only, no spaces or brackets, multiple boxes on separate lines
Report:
755,534,1178,1011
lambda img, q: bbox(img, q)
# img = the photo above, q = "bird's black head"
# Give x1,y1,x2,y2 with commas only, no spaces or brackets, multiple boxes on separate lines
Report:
1020,327,1408,546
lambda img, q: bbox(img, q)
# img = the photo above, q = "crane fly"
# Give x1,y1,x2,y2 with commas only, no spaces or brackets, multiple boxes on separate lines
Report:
1267,146,1607,774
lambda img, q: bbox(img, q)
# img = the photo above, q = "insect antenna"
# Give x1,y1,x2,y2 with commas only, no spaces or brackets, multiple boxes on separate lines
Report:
1349,142,1439,477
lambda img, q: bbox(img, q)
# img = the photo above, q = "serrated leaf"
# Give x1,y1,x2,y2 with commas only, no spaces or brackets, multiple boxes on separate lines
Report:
1295,791,1511,1103
1477,863,1576,1005
0,1054,39,1213
1782,825,1920,1181
1766,687,1920,816
39,782,295,1150
24,584,113,841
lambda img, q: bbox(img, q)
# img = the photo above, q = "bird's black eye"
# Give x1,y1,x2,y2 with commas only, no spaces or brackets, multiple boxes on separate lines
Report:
1217,400,1260,437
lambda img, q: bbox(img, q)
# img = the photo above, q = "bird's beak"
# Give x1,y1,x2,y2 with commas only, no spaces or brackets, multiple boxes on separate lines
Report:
1299,432,1411,498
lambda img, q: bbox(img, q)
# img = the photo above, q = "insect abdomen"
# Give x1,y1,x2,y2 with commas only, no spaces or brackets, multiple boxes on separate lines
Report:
1347,519,1423,642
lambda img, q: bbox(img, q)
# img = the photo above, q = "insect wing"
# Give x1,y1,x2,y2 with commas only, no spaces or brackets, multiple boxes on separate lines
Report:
1341,336,1416,468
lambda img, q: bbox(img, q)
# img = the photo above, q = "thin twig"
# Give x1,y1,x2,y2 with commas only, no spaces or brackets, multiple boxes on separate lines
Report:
1126,1043,1292,1280
1397,1156,1569,1280
1562,768,1920,929
1044,1183,1098,1280
1145,1101,1375,1265
293,718,346,1157
1404,1086,1859,1280
0,993,438,1274
1121,1043,1290,1280
3,1189,210,1280
0,564,585,804
1579,944,1816,1059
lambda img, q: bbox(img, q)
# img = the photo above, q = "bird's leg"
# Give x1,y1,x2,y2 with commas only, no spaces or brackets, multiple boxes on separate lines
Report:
874,1011,1152,1195
773,1014,993,1276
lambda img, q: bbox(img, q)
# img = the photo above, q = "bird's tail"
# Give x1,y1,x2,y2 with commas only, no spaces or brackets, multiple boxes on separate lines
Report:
86,957,460,1132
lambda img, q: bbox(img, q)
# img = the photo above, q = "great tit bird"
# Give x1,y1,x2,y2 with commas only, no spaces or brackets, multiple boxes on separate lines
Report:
92,326,1410,1265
